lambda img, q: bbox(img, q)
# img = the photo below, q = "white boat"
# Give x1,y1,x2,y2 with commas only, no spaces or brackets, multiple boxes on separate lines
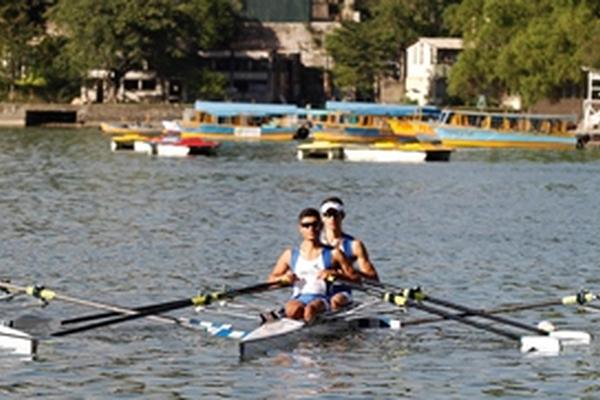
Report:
0,323,37,356
239,304,401,360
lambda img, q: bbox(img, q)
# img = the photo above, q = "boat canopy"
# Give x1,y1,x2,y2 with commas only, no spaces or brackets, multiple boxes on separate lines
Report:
326,101,441,118
194,101,300,117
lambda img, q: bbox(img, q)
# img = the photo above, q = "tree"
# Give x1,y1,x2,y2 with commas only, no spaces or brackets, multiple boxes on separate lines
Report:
446,0,600,108
49,0,241,102
0,1,50,100
325,0,459,100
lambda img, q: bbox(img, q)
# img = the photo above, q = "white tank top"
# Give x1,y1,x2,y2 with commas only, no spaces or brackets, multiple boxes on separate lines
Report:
291,247,332,297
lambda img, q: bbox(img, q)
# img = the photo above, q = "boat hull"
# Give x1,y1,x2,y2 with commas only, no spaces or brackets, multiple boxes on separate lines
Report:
239,315,358,360
100,122,163,136
181,124,296,142
435,126,577,150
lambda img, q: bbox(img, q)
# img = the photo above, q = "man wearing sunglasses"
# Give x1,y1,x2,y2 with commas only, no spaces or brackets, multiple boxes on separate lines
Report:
320,197,379,311
268,207,359,322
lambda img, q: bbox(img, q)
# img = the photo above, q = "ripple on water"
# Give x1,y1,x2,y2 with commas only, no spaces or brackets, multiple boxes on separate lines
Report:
1,129,600,398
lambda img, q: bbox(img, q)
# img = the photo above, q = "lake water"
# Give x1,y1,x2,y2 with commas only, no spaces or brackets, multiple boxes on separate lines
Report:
1,128,600,399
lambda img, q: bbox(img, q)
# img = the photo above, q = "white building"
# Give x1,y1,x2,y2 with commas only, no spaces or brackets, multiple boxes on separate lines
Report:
405,37,463,106
80,69,182,104
582,69,600,131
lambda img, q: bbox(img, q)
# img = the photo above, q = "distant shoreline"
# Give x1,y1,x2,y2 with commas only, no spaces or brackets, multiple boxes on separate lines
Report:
0,102,189,128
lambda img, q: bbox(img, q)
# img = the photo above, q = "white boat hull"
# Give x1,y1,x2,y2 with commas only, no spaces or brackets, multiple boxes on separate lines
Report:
239,316,355,360
0,324,37,356
343,148,427,163
133,140,154,154
155,144,191,157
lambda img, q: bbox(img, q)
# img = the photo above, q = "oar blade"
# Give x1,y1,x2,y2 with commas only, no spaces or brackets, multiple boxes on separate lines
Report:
520,336,561,354
549,330,592,346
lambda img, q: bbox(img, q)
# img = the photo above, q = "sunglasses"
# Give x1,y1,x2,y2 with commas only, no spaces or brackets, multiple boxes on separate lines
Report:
322,210,340,218
300,221,321,229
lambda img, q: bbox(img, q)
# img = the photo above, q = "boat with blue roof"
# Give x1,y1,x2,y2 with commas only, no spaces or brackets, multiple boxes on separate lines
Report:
433,109,578,149
180,101,306,142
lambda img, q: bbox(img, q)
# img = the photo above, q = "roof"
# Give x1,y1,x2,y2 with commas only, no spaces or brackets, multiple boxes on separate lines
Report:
194,101,300,117
409,37,463,50
325,101,441,118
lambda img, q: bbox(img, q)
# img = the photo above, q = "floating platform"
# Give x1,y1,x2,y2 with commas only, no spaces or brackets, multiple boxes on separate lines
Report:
297,141,452,163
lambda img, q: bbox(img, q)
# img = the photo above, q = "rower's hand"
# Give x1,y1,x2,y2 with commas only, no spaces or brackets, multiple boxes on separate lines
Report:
318,270,336,282
278,272,297,285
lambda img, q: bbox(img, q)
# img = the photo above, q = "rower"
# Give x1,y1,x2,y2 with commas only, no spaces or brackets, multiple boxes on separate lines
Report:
319,197,379,311
268,207,359,322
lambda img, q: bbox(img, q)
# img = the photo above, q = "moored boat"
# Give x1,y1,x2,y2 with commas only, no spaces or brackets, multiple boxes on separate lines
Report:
433,109,578,149
181,101,304,142
133,136,219,157
153,137,219,157
110,133,148,151
100,122,164,137
310,101,441,143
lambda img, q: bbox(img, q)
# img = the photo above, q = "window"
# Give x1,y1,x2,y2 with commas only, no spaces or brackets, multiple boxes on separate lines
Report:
123,80,138,90
141,79,156,90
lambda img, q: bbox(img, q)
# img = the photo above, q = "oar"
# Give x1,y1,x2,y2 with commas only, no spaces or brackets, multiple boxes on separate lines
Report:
363,280,595,335
402,292,597,327
62,303,181,325
51,280,288,337
349,281,590,353
0,281,184,326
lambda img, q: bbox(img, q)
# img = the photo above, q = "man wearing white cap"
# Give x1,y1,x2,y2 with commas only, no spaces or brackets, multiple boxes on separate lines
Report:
319,197,379,311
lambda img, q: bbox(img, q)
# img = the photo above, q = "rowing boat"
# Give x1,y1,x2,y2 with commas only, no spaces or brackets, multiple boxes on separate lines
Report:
0,279,595,360
239,303,401,360
0,322,37,356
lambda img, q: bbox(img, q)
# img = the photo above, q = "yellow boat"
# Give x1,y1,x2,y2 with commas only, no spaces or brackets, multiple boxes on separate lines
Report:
100,122,164,137
110,133,149,151
434,109,578,149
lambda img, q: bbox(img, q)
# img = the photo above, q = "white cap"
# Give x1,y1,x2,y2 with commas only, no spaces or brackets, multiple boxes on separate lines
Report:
320,201,344,215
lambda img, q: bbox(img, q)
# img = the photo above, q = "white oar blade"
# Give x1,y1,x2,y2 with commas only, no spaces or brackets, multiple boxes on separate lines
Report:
550,330,592,346
520,336,561,354
0,324,38,356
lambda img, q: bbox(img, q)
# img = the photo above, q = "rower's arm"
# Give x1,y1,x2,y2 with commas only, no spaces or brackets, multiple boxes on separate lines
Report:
352,240,379,281
268,248,293,283
331,249,360,282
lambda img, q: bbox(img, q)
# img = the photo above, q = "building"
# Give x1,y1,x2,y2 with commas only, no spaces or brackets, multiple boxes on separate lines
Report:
581,69,600,131
405,37,463,106
80,69,182,104
199,0,358,106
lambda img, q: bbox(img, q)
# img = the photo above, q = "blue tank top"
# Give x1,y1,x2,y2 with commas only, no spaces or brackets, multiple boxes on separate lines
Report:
329,233,355,296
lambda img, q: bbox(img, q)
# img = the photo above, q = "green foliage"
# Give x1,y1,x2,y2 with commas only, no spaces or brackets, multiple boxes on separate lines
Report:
187,69,229,100
29,36,81,102
0,0,51,100
49,0,241,102
446,0,599,107
325,0,460,100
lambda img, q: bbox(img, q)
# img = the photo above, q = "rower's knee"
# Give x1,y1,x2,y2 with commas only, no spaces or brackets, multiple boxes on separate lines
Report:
304,300,325,322
285,301,304,320
331,293,349,310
